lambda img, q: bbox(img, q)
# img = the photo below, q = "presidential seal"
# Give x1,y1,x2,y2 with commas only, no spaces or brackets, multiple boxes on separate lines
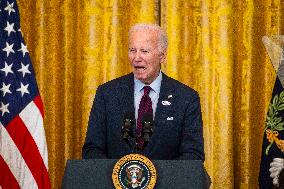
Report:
112,154,157,189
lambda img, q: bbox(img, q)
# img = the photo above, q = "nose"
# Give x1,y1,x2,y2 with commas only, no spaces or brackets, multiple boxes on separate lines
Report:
134,51,142,60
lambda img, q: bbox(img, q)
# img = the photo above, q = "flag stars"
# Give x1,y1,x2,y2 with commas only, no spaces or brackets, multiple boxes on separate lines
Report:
2,42,15,57
0,83,12,97
18,43,28,57
4,21,16,36
18,63,31,77
0,102,10,116
0,62,14,76
4,1,15,16
16,83,29,96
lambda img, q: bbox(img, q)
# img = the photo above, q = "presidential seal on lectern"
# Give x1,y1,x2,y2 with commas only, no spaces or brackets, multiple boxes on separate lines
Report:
112,154,157,189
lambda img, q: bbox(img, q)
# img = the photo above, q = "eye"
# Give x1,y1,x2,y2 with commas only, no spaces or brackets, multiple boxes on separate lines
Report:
141,49,149,54
128,48,136,53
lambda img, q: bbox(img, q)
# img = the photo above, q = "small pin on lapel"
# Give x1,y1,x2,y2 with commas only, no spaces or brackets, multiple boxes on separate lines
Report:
167,117,174,120
162,100,171,106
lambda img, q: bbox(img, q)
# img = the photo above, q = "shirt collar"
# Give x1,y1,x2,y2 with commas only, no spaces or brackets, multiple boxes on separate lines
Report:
134,71,162,94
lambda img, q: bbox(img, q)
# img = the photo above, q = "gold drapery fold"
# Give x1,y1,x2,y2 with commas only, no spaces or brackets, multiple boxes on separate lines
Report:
17,0,284,188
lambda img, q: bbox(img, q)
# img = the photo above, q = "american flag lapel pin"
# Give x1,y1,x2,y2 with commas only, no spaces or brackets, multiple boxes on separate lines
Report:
162,100,171,106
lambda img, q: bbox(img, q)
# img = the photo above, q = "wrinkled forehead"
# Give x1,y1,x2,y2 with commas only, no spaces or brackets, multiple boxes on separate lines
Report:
128,29,159,46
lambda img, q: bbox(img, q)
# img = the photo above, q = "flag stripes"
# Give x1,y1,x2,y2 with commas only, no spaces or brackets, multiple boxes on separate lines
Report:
0,155,20,189
19,98,48,167
0,98,50,189
0,122,37,188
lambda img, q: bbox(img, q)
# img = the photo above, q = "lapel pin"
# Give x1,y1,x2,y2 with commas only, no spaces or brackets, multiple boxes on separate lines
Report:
162,100,171,106
167,117,174,120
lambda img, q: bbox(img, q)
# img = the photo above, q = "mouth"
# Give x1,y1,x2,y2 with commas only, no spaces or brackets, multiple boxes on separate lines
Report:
134,66,146,71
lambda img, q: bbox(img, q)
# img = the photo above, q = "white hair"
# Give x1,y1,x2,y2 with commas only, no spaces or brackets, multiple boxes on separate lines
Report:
129,23,168,53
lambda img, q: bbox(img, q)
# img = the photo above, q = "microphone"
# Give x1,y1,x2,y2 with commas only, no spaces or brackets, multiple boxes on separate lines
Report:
121,112,135,148
141,112,154,148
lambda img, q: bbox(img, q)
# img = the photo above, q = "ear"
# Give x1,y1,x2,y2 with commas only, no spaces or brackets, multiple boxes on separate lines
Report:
159,50,167,63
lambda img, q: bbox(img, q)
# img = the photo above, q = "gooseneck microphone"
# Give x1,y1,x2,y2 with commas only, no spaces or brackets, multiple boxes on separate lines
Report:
141,112,154,148
121,112,135,148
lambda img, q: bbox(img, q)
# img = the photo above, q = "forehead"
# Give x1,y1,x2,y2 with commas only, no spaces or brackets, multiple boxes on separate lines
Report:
129,29,158,46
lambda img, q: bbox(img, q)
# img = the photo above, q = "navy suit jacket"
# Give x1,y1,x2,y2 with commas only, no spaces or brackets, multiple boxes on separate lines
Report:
82,72,204,160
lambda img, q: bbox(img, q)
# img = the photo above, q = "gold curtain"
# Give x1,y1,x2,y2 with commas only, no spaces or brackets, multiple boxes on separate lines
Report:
17,0,284,188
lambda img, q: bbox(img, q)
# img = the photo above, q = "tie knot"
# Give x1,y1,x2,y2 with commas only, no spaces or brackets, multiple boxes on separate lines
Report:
143,86,151,95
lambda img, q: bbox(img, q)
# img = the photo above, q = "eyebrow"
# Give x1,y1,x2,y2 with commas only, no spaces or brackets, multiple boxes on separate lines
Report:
128,47,152,50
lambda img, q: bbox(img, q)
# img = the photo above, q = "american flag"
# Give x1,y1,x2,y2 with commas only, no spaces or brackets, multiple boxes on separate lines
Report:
0,0,51,188
259,42,284,188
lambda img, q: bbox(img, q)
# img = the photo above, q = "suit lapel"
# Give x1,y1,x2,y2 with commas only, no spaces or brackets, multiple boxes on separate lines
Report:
155,72,175,121
117,73,135,114
143,73,176,154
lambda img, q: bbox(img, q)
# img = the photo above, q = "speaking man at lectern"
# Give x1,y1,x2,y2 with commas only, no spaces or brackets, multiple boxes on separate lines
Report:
82,23,204,161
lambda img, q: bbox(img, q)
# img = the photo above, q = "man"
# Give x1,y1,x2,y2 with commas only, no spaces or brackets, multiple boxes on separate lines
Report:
82,23,204,160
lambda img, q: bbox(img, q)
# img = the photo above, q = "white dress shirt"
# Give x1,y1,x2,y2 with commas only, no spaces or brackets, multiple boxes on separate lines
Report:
134,71,162,121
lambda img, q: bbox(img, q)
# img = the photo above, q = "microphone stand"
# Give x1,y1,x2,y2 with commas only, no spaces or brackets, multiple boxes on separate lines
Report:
133,132,139,154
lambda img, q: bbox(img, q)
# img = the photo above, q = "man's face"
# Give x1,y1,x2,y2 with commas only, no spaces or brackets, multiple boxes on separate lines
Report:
128,30,166,84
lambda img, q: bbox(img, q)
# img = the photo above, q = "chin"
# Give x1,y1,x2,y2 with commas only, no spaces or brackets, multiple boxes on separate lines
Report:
134,74,146,81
